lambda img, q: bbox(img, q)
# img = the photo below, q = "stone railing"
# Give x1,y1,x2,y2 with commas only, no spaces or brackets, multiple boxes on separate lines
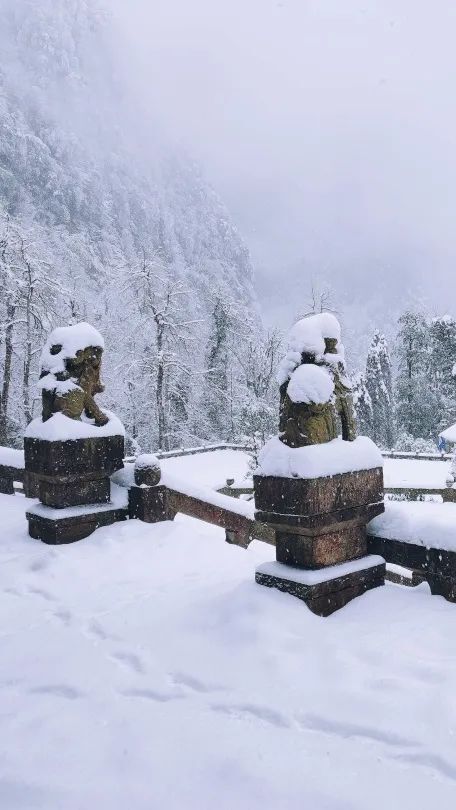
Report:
381,450,451,461
0,442,253,496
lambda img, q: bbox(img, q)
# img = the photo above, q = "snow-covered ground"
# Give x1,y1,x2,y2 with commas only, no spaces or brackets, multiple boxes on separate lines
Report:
159,449,252,489
2,492,456,809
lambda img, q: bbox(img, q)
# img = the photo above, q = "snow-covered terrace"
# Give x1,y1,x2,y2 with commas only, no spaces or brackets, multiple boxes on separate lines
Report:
2,448,456,807
1,488,456,809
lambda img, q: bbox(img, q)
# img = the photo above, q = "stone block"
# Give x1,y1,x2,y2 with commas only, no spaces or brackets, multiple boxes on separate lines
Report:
427,574,456,602
134,455,161,487
39,475,111,508
23,470,40,499
257,502,384,533
276,523,367,569
254,468,384,521
128,485,172,523
26,502,128,545
255,557,385,616
0,475,15,495
24,434,124,479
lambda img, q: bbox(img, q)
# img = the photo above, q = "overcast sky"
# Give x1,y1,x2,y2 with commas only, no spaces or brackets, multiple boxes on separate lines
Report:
113,0,456,340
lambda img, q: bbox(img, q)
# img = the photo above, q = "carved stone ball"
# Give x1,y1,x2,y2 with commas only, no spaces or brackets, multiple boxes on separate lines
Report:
134,454,162,487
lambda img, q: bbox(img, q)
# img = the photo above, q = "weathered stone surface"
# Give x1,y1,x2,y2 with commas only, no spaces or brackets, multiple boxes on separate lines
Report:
41,330,108,426
24,435,124,479
128,485,171,524
367,534,431,573
276,523,367,569
256,502,384,533
0,475,15,495
39,476,111,508
254,468,384,521
27,504,128,545
0,463,39,497
134,457,162,487
427,574,456,602
128,483,275,548
278,329,357,448
23,470,39,498
368,532,456,578
367,532,456,604
256,561,385,617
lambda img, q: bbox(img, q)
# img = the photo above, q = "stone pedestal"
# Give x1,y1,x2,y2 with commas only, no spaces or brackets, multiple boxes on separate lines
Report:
24,435,124,507
256,556,385,617
24,434,125,543
128,484,172,523
254,468,386,616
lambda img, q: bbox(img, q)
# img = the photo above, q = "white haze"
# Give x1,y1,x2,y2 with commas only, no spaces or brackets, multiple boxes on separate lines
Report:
112,0,456,351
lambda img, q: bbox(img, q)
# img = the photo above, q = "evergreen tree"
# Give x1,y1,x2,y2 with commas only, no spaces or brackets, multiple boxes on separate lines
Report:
364,331,395,448
428,316,456,433
203,299,231,440
352,372,373,437
395,311,437,439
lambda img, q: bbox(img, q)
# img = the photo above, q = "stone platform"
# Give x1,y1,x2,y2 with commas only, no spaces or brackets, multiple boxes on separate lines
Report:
256,555,386,616
26,485,129,544
25,434,126,543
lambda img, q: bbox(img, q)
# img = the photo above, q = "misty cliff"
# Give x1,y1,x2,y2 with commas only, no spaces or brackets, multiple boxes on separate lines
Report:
0,0,254,302
0,0,272,451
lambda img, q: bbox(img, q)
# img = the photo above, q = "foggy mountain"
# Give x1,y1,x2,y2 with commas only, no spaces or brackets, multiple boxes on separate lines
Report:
0,0,255,305
113,0,456,365
0,0,277,451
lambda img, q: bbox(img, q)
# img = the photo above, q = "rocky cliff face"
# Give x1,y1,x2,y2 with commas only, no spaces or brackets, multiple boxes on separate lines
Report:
0,0,265,450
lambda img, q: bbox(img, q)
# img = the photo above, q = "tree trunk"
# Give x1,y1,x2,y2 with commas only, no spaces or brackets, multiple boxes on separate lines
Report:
156,327,168,451
0,302,16,444
23,284,33,425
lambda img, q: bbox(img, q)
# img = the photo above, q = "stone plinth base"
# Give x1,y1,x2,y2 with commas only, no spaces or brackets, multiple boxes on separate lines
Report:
24,434,124,509
128,485,171,523
275,523,368,569
26,486,128,544
38,475,111,508
255,555,385,616
254,468,384,569
254,468,384,522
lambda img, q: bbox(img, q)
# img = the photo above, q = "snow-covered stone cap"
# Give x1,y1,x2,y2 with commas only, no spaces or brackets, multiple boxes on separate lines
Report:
25,411,125,441
255,435,383,479
277,312,344,386
41,322,105,376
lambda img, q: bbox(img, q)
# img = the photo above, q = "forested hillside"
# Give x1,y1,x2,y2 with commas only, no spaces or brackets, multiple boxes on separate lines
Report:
0,0,278,450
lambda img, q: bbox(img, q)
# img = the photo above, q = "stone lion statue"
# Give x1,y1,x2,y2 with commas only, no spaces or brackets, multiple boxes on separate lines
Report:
278,318,357,448
39,324,109,426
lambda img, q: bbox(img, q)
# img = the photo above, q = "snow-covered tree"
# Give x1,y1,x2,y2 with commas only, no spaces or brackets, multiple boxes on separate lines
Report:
117,249,201,451
362,331,395,448
233,327,281,444
428,315,456,434
395,311,437,439
202,298,231,441
352,372,373,437
0,211,67,443
0,0,260,450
